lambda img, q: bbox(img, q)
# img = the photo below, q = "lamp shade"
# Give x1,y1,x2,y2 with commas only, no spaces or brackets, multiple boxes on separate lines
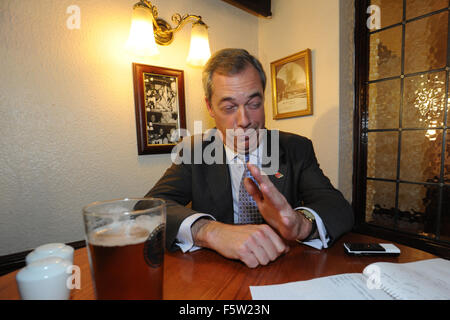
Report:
126,5,159,56
186,22,211,67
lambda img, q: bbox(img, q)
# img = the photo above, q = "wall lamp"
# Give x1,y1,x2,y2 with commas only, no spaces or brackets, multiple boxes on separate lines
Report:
126,0,211,67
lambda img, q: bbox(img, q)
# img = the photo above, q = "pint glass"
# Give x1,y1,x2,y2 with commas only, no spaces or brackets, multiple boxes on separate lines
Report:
82,198,165,300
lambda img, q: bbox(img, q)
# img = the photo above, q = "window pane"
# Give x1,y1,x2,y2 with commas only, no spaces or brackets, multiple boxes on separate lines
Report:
400,130,443,182
406,0,449,20
398,183,439,236
403,72,446,129
445,131,450,183
368,79,400,129
370,0,403,28
441,185,450,242
404,11,448,75
366,180,396,228
367,132,398,180
448,73,450,127
369,26,402,80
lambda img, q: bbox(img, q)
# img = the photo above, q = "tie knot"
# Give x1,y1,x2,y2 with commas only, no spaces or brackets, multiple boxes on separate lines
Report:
244,154,250,163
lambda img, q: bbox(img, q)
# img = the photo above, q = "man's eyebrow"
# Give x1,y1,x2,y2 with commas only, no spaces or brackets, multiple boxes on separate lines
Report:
219,96,235,104
218,92,263,104
247,92,263,101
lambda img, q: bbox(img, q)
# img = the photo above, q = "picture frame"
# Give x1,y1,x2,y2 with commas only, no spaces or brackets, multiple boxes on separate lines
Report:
132,63,186,155
270,48,313,119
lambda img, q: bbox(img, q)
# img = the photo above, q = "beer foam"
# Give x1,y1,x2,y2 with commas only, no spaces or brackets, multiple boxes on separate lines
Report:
88,222,148,247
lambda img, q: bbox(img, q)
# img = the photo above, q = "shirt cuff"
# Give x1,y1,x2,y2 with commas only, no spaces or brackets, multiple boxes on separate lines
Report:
295,207,329,250
175,213,215,253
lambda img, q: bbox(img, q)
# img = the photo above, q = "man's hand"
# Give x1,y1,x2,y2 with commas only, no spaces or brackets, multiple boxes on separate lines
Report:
244,163,313,241
192,219,289,268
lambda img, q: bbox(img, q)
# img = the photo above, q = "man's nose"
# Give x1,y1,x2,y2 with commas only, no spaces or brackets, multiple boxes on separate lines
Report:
236,105,250,128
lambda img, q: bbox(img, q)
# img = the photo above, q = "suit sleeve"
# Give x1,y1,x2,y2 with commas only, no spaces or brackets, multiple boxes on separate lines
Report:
295,139,354,245
145,161,198,251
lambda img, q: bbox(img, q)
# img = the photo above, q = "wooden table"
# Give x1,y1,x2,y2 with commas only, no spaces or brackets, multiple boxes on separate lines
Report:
0,233,437,300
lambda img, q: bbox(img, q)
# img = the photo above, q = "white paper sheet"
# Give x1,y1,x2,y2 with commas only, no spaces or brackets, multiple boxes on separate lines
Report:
250,273,393,300
250,258,450,300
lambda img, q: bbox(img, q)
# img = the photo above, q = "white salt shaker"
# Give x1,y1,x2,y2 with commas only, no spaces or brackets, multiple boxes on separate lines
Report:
25,243,74,265
16,257,72,300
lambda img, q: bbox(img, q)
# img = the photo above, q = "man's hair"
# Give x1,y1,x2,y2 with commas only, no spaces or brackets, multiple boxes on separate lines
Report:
202,48,266,102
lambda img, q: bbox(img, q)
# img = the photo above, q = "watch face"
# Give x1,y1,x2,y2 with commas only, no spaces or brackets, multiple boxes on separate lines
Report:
301,209,315,221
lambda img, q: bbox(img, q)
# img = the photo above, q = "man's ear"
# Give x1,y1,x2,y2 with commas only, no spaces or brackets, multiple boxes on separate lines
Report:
205,97,215,118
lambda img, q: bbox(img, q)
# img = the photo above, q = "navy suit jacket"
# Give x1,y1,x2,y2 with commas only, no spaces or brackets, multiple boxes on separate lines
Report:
145,130,354,251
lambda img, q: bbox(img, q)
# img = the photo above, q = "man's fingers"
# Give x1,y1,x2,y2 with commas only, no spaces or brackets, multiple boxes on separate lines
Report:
243,177,263,202
241,254,259,268
247,163,271,186
249,244,271,266
247,163,286,209
259,224,289,256
235,225,289,268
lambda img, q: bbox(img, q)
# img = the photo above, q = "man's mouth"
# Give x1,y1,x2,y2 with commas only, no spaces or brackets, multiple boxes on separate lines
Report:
221,127,265,153
228,128,258,138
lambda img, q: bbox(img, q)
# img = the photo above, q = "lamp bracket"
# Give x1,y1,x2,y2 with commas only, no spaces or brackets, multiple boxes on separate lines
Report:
154,18,174,45
138,0,207,46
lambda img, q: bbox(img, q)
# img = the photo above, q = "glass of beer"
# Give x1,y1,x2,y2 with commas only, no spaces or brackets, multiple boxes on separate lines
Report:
82,198,165,300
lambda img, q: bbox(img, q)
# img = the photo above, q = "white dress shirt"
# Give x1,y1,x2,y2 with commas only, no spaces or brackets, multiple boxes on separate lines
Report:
175,142,330,252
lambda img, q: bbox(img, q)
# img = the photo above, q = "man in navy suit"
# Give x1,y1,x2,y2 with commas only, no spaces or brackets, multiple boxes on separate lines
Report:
146,48,353,268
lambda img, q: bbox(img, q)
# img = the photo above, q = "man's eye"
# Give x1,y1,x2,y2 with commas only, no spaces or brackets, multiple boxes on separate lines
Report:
247,102,261,109
223,105,237,112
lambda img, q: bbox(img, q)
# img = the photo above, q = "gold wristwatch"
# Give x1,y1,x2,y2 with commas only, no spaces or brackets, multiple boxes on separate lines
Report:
295,209,317,242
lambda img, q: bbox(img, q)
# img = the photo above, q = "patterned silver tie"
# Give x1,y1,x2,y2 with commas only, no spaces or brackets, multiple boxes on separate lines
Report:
237,154,264,224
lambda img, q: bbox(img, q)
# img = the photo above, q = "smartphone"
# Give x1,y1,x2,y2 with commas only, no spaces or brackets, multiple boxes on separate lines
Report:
343,242,401,256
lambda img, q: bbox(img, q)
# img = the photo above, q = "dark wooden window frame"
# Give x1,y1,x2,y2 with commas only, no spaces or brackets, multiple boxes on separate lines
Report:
353,0,450,258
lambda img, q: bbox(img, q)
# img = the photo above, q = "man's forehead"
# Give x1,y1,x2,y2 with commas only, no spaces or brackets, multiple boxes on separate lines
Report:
211,64,258,81
210,67,263,99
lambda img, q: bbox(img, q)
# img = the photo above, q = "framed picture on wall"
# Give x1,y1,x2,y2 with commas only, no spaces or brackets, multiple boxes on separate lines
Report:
132,63,186,155
270,48,313,119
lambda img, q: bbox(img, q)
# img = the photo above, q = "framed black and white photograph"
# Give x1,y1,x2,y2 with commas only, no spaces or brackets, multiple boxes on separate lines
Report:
132,63,186,155
270,48,313,119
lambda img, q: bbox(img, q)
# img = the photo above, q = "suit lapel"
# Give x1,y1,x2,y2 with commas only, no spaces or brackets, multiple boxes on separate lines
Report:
204,136,234,224
268,163,287,194
262,130,287,194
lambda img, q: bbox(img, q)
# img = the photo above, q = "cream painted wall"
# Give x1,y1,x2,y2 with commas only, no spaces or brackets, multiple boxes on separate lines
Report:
0,0,258,255
258,0,341,187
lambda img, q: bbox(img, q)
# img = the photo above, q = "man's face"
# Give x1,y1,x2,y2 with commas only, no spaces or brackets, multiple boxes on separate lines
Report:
205,65,265,153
